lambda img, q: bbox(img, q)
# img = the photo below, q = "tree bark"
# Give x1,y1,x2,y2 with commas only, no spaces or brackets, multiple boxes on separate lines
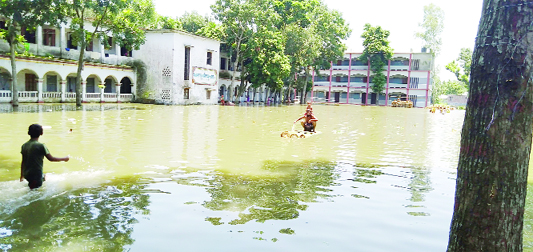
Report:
301,67,310,104
75,38,86,107
447,1,533,251
9,35,18,106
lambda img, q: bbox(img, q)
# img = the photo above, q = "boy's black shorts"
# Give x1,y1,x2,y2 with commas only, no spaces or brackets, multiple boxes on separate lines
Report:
25,173,44,189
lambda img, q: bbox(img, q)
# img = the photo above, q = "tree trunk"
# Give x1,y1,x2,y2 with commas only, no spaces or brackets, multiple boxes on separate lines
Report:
447,1,533,251
75,38,86,107
252,88,256,103
301,67,310,104
8,35,18,106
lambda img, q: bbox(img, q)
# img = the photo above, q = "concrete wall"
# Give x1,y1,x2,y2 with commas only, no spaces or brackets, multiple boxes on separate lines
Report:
133,30,220,105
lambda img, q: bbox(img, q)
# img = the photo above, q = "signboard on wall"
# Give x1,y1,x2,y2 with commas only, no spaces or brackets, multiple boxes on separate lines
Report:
192,67,217,86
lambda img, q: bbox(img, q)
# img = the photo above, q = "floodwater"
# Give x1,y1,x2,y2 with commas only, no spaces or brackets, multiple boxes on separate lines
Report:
0,103,532,251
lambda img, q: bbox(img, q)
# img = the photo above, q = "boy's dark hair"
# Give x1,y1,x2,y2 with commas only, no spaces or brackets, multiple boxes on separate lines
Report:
28,124,43,138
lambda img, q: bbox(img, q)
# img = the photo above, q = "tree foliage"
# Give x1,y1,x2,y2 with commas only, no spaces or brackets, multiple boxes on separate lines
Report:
431,79,468,104
247,28,291,91
212,0,350,103
414,3,444,56
0,0,66,106
179,11,209,34
66,0,156,106
445,47,472,86
152,15,182,29
359,23,393,101
273,0,350,103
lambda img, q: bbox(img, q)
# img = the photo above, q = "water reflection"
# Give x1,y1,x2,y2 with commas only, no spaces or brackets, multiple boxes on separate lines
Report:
174,160,338,225
0,177,150,251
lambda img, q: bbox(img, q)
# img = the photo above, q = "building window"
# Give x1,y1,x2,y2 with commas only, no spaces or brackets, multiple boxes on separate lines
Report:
206,90,211,100
86,40,93,51
43,29,56,46
120,46,131,57
21,27,36,44
220,58,226,70
106,37,113,49
67,33,76,50
207,51,212,65
184,47,190,80
184,88,190,99
25,74,37,91
46,75,57,92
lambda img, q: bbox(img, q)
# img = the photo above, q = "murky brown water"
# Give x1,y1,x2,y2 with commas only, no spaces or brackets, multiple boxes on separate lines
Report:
0,103,531,251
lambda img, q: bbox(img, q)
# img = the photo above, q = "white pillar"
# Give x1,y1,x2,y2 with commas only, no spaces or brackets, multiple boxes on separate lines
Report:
60,80,66,102
36,26,43,55
59,26,66,58
37,78,44,103
116,83,121,103
81,80,86,103
99,38,105,62
100,82,105,103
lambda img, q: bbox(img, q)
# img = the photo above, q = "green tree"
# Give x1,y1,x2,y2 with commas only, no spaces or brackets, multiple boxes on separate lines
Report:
196,21,225,40
414,3,444,56
247,28,291,98
359,24,393,105
445,47,472,86
212,0,256,102
274,0,350,104
152,15,182,29
447,0,533,250
179,11,209,34
283,23,320,103
0,0,66,106
67,0,156,106
432,79,468,104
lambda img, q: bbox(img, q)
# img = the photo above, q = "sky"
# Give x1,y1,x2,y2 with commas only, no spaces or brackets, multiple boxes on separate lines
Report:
153,0,484,81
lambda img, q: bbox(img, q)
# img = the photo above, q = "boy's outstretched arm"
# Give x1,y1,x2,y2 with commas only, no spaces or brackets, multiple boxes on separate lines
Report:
294,116,305,123
20,160,24,182
45,154,70,162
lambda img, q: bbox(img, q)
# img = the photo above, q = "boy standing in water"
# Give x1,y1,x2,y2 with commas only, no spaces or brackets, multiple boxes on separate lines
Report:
20,124,69,189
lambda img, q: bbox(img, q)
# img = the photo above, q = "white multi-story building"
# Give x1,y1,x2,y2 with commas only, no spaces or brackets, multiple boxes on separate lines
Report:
0,20,221,105
311,51,434,107
0,19,137,104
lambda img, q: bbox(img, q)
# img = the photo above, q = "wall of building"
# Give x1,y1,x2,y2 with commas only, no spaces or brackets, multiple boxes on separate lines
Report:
133,32,175,104
133,30,220,105
172,32,220,105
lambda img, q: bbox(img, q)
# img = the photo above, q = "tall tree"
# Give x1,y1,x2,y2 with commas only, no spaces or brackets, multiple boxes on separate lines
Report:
273,0,349,104
414,3,444,56
0,0,65,106
247,28,291,97
212,0,255,102
445,47,473,86
447,0,533,251
283,23,320,103
67,0,156,106
179,11,209,34
359,24,393,105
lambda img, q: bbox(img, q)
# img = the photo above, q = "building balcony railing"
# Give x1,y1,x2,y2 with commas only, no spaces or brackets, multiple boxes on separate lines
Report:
314,82,430,90
0,91,133,103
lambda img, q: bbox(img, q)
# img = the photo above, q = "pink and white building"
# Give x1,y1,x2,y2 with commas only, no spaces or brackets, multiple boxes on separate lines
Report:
311,51,434,107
